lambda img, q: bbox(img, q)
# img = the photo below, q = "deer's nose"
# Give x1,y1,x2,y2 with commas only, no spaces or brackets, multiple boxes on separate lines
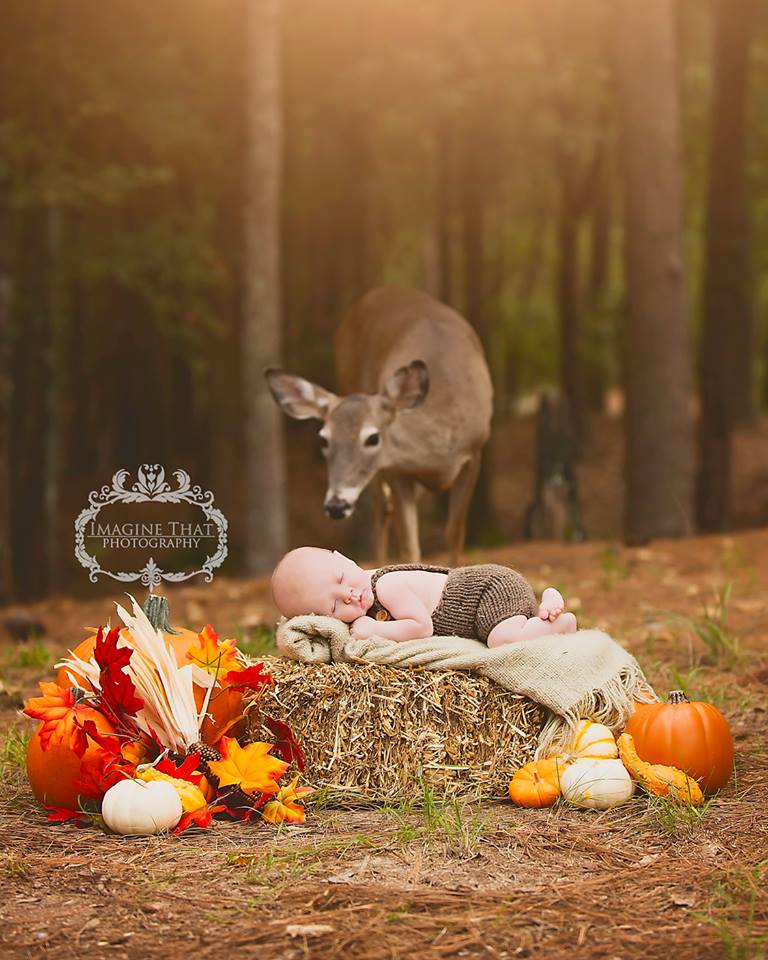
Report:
324,496,352,520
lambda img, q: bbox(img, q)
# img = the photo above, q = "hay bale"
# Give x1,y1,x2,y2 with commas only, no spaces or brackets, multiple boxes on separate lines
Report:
247,656,543,805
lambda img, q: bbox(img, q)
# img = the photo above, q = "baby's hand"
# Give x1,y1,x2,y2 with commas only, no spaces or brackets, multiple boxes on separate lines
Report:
349,616,379,641
538,586,566,623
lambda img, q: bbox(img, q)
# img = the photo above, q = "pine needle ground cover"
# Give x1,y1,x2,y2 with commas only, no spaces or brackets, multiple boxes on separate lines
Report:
249,659,542,804
1,531,767,959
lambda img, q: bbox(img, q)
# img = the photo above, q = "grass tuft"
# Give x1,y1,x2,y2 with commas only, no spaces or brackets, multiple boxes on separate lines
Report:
702,860,768,959
685,582,742,667
227,835,379,888
0,852,30,878
598,543,632,588
643,790,714,834
235,626,276,659
11,642,52,671
0,727,30,774
386,781,491,857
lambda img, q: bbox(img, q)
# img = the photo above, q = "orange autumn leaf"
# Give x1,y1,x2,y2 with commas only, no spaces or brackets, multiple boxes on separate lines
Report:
185,624,242,678
23,682,89,755
207,737,288,796
262,776,314,825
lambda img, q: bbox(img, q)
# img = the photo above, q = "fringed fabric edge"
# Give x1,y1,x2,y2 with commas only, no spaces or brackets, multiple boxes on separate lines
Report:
534,659,658,759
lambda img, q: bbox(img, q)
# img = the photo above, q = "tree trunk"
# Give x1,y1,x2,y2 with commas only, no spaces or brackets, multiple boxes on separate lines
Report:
45,203,67,592
588,151,611,310
555,133,605,442
613,0,694,543
0,275,12,602
421,212,443,299
556,195,583,444
460,127,497,545
697,0,755,531
242,0,288,574
435,115,456,307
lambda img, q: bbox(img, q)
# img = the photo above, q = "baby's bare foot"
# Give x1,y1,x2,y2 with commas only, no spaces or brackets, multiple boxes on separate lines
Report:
539,586,565,622
552,611,577,634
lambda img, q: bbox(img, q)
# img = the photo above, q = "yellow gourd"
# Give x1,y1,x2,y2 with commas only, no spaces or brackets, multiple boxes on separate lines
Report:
617,733,704,805
137,768,207,813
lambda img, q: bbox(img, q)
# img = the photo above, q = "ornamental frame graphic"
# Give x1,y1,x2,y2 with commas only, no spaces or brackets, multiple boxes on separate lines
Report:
74,464,228,587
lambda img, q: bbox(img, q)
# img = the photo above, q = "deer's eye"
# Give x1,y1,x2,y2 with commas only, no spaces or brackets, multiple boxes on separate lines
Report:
364,432,380,448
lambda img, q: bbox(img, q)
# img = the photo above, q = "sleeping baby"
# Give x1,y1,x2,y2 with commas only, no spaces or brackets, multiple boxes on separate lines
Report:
271,547,576,648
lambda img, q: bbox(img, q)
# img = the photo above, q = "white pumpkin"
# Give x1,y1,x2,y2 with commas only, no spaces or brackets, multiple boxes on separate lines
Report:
102,778,183,835
558,720,619,763
560,759,634,810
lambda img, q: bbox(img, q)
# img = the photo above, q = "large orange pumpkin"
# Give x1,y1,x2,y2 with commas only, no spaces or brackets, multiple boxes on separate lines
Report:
625,690,734,793
55,627,198,688
56,626,245,745
26,707,116,809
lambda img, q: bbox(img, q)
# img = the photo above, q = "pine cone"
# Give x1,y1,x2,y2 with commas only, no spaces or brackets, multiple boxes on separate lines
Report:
187,741,221,781
189,740,221,762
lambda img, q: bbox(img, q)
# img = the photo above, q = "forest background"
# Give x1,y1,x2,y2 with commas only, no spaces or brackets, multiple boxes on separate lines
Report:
1,0,766,602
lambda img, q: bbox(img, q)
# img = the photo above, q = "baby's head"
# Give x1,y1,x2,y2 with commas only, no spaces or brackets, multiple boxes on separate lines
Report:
271,546,373,623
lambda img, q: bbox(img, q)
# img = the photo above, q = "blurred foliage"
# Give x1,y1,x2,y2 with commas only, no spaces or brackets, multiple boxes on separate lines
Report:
0,0,767,597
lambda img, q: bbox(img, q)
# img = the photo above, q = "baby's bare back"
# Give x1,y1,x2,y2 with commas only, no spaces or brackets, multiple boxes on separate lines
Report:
372,568,447,616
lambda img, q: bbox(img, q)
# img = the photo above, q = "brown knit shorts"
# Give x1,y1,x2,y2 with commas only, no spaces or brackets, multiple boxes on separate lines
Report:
431,563,538,642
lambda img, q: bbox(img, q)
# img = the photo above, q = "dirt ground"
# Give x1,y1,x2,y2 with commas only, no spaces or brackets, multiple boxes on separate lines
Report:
1,530,767,959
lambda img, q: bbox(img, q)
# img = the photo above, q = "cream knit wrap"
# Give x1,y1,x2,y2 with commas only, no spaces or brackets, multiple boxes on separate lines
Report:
276,616,658,756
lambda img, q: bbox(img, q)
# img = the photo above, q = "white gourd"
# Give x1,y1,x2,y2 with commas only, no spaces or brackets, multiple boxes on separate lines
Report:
102,779,183,835
560,759,635,810
558,720,619,763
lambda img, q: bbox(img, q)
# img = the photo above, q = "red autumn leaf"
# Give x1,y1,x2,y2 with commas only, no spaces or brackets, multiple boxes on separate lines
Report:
221,797,265,822
94,626,144,719
174,804,225,834
221,663,273,694
45,806,88,826
264,716,305,772
73,747,134,801
155,753,205,788
80,718,123,756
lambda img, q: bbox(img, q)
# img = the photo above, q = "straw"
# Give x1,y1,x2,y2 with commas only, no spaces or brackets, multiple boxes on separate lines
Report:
247,657,542,805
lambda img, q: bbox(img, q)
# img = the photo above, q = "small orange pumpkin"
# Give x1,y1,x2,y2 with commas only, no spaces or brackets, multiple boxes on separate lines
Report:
626,690,734,793
26,707,116,809
508,759,564,808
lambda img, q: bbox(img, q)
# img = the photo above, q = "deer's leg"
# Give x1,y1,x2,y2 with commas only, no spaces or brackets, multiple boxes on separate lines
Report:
390,475,421,562
372,479,394,563
445,451,482,566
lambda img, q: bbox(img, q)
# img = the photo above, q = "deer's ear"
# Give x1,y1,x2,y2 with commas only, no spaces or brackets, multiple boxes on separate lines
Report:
381,360,429,411
265,369,338,420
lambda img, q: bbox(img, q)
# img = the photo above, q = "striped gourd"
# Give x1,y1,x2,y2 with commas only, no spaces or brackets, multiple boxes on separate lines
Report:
557,720,618,763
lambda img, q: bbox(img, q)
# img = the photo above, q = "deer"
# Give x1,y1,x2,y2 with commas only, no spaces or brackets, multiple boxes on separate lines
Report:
265,287,493,565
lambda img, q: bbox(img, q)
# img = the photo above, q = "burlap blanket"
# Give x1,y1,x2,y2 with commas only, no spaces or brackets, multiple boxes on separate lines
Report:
275,616,658,755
